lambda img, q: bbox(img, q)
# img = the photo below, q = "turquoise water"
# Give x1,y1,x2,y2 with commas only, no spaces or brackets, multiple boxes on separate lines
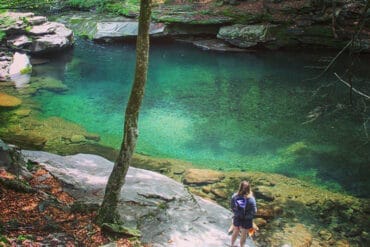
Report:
32,39,370,196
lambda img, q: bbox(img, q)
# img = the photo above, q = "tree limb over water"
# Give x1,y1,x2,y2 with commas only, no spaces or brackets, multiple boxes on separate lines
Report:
334,73,370,100
305,0,370,82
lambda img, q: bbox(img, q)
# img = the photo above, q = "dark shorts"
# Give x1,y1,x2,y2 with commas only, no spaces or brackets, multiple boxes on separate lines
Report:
233,216,253,229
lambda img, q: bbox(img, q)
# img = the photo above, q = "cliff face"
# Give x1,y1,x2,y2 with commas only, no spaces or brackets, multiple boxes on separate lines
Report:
54,0,369,51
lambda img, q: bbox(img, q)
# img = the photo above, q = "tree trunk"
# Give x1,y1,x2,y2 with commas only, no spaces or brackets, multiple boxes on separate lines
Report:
96,0,152,225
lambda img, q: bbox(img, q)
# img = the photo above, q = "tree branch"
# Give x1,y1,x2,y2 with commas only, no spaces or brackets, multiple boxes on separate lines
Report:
334,73,370,100
305,0,370,81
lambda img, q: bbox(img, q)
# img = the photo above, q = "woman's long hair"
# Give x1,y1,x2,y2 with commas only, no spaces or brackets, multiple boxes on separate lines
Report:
237,180,252,197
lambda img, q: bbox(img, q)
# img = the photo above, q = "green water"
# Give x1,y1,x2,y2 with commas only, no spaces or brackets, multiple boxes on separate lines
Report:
32,39,369,196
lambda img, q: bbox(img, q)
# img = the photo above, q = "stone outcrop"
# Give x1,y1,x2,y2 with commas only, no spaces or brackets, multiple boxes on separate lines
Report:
217,24,272,48
56,13,166,41
1,12,73,54
0,12,73,85
20,151,255,247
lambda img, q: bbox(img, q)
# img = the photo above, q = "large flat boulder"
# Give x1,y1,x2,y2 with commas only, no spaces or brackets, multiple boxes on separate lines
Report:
217,24,272,48
21,151,254,247
93,22,166,40
30,22,73,53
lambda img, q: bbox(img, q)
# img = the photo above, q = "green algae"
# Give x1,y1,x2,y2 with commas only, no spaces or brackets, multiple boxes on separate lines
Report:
1,39,369,198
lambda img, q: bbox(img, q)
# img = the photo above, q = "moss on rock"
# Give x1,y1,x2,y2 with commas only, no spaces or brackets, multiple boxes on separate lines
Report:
0,93,22,108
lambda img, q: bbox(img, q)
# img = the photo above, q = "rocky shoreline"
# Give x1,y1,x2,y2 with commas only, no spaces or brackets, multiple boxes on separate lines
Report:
49,0,370,52
0,12,73,85
0,136,369,246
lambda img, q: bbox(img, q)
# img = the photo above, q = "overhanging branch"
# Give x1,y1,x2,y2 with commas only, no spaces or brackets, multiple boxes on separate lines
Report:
334,73,370,100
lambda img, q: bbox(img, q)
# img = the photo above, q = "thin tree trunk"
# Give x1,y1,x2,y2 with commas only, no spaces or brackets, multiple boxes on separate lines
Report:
96,0,152,225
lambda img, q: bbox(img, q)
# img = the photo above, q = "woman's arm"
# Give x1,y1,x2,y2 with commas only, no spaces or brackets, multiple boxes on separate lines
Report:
251,197,257,215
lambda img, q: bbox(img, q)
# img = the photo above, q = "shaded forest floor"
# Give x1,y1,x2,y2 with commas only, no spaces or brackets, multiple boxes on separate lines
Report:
0,167,136,246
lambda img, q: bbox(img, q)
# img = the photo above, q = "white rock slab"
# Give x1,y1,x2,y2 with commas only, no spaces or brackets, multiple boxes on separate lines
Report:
9,52,31,88
94,22,166,40
22,151,256,247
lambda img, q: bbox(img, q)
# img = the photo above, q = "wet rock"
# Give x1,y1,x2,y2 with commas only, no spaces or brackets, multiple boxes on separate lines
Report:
191,39,248,52
217,24,273,48
84,133,100,142
202,185,213,194
14,108,31,117
19,76,68,95
183,168,225,185
172,167,185,175
0,92,22,108
2,134,46,149
269,223,313,247
254,186,275,201
211,188,228,199
21,151,255,247
70,135,86,144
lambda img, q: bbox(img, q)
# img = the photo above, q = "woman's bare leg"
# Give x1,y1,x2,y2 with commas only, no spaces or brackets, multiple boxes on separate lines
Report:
239,228,248,247
228,223,234,234
231,225,240,247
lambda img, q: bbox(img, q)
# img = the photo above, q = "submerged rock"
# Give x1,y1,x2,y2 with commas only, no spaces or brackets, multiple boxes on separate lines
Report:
268,223,313,247
183,168,225,185
0,92,22,108
19,76,68,95
70,135,86,144
21,151,254,247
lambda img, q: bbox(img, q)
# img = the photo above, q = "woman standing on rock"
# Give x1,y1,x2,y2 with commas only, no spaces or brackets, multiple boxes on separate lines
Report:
230,180,257,247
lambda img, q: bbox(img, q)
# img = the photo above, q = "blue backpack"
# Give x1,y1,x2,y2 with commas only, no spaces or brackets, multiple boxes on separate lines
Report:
233,195,254,220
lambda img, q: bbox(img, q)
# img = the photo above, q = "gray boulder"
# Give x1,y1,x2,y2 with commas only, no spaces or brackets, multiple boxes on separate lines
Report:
30,22,73,53
21,151,255,247
93,22,166,40
217,24,273,48
7,35,32,49
0,12,73,54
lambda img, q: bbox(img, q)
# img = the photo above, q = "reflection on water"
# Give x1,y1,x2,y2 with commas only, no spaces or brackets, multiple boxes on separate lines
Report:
32,39,370,197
